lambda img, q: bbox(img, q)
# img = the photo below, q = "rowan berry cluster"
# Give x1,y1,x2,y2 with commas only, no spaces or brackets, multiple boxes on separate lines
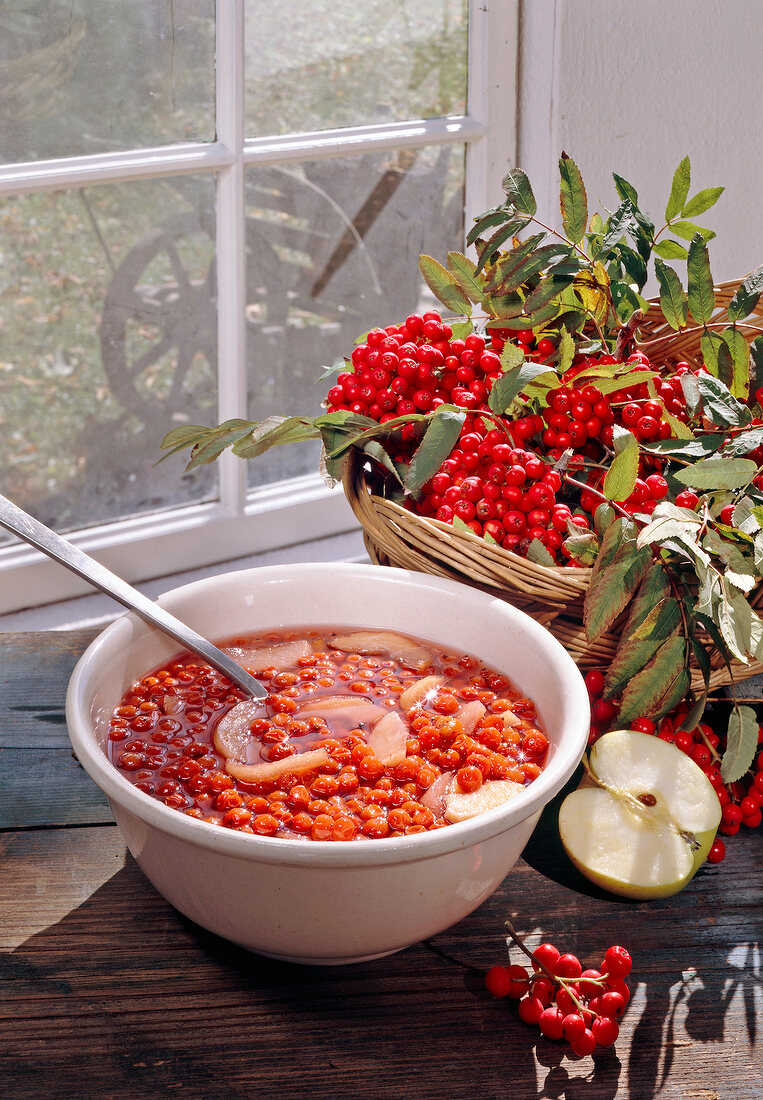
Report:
584,669,763,862
325,309,724,564
485,925,632,1058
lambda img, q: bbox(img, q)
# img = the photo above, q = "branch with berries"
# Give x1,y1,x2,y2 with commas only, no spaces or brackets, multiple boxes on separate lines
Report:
160,154,763,835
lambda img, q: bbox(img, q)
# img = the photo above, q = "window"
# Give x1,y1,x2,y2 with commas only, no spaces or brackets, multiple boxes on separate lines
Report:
0,0,517,612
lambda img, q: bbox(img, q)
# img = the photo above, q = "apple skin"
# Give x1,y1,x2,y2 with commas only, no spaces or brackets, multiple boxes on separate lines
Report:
558,729,722,900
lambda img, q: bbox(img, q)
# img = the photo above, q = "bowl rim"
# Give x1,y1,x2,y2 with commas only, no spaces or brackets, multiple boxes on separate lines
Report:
66,562,589,868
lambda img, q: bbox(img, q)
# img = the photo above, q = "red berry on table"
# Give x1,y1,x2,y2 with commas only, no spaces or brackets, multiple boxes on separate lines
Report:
592,1016,619,1046
484,965,513,998
562,1012,587,1043
570,1029,597,1057
532,942,561,971
603,945,632,979
539,1006,565,1040
630,716,656,735
518,995,544,1026
554,953,583,980
536,337,556,358
707,838,726,863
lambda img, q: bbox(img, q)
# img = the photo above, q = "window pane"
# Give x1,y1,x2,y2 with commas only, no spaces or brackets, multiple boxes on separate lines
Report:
0,176,217,538
244,143,465,487
245,0,468,137
1,1,215,164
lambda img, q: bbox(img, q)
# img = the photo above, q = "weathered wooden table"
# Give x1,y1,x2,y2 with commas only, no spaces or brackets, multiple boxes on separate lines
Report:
1,629,761,1099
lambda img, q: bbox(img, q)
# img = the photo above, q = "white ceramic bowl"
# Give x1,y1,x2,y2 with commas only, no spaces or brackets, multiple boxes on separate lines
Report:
66,562,589,965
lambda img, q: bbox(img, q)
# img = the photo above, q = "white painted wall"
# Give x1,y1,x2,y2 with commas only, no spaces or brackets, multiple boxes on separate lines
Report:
515,0,763,285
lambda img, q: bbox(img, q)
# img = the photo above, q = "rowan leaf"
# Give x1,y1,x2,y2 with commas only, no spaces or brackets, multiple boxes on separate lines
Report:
727,264,763,323
558,153,588,245
721,706,760,783
682,185,724,218
418,255,473,314
673,456,757,492
404,405,467,495
653,239,689,261
668,220,715,243
721,325,752,400
616,635,689,725
695,371,753,427
602,426,639,502
502,168,538,217
687,233,715,324
665,155,691,221
488,360,553,415
446,251,486,303
583,518,652,640
603,565,679,698
654,257,688,330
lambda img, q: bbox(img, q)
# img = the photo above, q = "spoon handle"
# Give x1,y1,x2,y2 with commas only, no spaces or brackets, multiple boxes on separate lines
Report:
0,493,267,700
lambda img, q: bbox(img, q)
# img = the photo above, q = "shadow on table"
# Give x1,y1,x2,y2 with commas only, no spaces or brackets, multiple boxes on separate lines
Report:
2,827,756,1100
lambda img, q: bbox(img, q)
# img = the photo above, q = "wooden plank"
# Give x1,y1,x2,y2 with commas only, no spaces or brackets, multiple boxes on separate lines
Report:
0,629,99,749
0,746,112,828
0,823,760,1099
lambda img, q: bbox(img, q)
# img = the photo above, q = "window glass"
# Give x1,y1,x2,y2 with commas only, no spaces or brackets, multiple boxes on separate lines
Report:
1,1,215,164
244,143,465,487
245,0,468,137
0,175,218,537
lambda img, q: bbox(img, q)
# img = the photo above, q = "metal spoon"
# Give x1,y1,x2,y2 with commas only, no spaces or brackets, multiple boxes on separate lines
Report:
0,493,268,700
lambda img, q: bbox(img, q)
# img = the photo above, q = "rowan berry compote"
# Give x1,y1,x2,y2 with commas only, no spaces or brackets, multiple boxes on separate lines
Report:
107,627,549,841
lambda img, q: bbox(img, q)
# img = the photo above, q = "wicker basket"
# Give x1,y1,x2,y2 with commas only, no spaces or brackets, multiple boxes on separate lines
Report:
342,278,763,693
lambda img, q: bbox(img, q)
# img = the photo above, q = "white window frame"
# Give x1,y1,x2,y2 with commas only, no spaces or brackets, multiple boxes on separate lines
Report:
0,0,518,613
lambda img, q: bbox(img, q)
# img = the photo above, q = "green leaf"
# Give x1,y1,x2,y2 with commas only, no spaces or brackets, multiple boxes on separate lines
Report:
673,456,757,492
599,199,639,256
721,325,752,400
653,240,689,261
686,233,716,324
525,538,556,567
654,257,688,330
722,428,763,457
523,271,575,314
404,405,467,495
695,371,753,428
727,264,763,323
477,220,537,275
668,220,715,243
682,186,725,218
665,155,691,221
466,203,518,247
488,360,553,415
449,318,474,341
418,255,473,315
616,635,689,725
721,706,760,783
482,234,547,293
446,252,486,304
159,422,227,462
700,329,726,383
613,172,638,206
562,531,599,566
502,168,538,217
637,502,703,550
602,426,639,502
603,564,678,697
499,341,526,371
558,153,588,245
583,518,652,640
557,329,576,373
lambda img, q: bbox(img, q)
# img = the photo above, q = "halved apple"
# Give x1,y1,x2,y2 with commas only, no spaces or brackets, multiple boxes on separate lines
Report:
558,729,722,899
